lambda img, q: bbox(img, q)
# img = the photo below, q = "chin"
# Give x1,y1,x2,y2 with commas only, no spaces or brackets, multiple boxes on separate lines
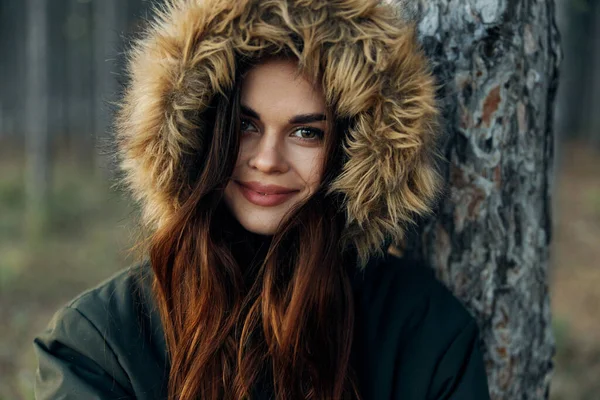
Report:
235,214,281,236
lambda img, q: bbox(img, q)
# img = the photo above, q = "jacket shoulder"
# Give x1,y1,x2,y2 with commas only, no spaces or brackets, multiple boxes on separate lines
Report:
64,262,154,324
60,262,162,354
352,254,490,399
356,253,475,329
34,262,168,400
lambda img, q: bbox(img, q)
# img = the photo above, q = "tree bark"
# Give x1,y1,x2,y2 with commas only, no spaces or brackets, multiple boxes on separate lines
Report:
394,0,561,398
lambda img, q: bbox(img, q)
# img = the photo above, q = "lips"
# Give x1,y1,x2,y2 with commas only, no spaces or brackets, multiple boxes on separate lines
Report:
236,181,297,195
235,181,299,207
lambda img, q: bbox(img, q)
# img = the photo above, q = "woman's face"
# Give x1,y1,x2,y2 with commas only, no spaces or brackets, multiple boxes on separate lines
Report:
223,58,329,236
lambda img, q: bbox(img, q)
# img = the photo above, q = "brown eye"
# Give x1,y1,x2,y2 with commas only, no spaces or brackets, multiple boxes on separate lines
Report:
240,119,258,132
291,127,324,141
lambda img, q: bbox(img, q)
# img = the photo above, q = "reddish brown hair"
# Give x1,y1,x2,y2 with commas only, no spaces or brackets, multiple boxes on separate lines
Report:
148,59,361,399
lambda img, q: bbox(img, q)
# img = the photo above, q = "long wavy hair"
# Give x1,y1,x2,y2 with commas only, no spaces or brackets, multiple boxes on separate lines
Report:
148,55,360,400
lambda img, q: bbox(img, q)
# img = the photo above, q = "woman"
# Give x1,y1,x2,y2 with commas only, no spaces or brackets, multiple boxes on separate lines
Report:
34,0,491,399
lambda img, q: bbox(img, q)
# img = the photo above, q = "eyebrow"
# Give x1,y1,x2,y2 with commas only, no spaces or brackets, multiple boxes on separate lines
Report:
241,104,326,124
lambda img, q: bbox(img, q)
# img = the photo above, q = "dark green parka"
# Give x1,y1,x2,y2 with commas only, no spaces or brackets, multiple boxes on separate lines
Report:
34,253,490,399
34,0,491,398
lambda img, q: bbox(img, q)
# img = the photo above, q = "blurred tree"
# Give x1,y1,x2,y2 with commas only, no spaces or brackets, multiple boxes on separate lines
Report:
25,0,51,236
393,0,561,398
584,0,600,147
556,0,600,147
0,0,5,138
65,0,94,164
48,0,68,140
1,0,27,139
93,0,121,176
1,0,153,154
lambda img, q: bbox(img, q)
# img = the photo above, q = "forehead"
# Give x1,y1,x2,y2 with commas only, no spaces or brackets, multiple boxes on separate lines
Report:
240,58,326,116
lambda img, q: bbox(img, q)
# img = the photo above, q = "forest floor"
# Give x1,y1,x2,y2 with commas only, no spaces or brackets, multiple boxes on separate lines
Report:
0,149,137,400
0,140,598,399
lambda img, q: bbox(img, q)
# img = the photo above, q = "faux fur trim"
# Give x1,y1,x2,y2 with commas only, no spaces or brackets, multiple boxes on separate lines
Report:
116,0,443,268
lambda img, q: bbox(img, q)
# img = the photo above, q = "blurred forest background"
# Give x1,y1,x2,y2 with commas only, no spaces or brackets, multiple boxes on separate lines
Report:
0,0,599,399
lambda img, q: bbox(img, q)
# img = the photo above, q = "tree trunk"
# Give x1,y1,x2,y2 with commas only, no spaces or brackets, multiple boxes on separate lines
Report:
48,0,69,140
394,0,561,398
1,0,27,139
92,0,121,177
554,0,600,148
65,0,94,166
25,0,51,236
583,0,600,148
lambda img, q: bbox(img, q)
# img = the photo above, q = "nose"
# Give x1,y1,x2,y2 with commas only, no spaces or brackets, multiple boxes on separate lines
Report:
247,133,289,174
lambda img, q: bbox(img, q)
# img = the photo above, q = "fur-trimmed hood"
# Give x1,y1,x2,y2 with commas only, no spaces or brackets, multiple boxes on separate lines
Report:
116,0,442,268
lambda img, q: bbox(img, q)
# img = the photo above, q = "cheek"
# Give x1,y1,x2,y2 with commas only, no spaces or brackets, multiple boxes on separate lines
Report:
223,180,235,207
231,146,247,175
302,150,326,190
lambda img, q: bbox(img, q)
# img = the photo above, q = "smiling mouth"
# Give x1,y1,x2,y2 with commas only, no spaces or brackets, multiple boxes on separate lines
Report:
235,181,298,207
